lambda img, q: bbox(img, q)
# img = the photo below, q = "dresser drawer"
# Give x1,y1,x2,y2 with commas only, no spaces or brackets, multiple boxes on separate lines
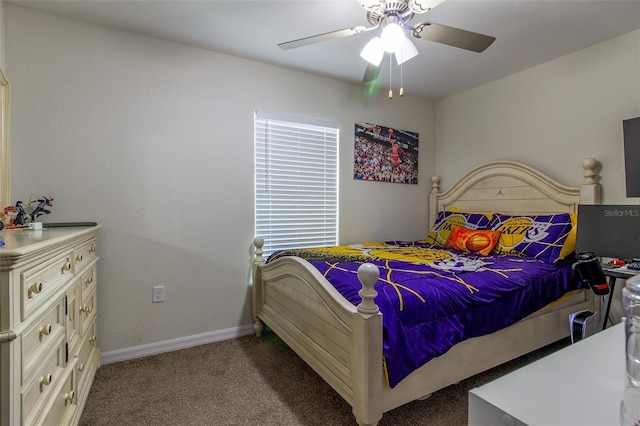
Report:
21,249,74,322
37,362,76,426
76,319,98,396
79,289,97,337
21,337,66,425
74,238,98,275
80,264,97,306
21,296,66,378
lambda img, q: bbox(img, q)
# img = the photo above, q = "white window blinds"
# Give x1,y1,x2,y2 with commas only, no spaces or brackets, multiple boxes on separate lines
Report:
255,112,339,256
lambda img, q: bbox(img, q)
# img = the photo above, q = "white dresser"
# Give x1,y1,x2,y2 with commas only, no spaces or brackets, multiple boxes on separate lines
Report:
468,323,625,426
0,226,100,426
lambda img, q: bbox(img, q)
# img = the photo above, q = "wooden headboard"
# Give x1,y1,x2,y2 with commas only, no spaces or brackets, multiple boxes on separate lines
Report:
429,158,601,227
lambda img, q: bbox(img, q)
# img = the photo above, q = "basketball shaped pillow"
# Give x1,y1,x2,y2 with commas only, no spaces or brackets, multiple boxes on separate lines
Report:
444,226,501,256
466,232,493,252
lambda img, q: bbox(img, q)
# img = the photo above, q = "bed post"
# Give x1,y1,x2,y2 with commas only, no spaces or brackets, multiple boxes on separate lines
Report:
579,157,600,205
428,175,441,228
577,158,602,323
252,237,265,337
352,263,383,426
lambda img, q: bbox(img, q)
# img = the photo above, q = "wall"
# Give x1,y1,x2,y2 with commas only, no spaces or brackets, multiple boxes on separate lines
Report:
435,29,640,201
0,1,4,69
4,5,435,356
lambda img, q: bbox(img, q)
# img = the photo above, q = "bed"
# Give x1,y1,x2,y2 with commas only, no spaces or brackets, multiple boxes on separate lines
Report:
251,158,601,426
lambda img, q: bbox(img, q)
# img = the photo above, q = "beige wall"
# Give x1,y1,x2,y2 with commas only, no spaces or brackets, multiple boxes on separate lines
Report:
435,29,640,203
4,5,435,355
0,2,5,69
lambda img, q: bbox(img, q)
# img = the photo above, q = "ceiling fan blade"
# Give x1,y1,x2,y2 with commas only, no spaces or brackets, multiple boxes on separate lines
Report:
362,63,381,83
278,25,375,50
411,22,495,53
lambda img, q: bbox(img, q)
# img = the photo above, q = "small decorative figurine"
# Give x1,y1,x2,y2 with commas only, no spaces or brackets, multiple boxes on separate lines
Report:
29,196,54,221
14,201,27,226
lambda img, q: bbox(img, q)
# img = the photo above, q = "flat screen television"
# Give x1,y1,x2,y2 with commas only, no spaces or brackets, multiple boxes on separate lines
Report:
576,204,640,260
624,116,640,197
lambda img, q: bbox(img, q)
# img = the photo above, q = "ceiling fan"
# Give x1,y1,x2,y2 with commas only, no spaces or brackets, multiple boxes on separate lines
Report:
278,0,496,85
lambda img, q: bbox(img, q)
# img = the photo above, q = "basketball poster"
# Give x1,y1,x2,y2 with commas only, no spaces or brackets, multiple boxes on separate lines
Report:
353,121,419,184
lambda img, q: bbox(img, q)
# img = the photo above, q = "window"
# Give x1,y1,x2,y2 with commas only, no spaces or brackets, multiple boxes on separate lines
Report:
255,111,339,257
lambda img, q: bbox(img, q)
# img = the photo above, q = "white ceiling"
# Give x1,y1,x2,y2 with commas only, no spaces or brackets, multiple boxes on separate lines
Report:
7,0,640,100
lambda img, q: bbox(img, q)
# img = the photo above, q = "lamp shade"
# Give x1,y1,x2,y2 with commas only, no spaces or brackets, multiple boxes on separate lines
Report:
360,36,384,66
395,36,419,65
380,22,405,53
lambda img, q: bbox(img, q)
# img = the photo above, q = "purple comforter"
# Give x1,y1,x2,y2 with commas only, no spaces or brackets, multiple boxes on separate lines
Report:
268,241,581,387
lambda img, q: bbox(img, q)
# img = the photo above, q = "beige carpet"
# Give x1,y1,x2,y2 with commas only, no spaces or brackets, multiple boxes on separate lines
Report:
79,331,568,426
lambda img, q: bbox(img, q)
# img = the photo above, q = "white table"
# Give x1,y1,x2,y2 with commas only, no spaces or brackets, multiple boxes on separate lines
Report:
468,324,625,426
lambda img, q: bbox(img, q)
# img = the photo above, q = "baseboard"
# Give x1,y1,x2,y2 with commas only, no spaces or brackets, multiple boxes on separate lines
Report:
100,324,255,365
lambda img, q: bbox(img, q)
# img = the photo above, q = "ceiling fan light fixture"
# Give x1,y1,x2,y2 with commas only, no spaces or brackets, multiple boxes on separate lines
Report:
395,36,419,65
360,36,384,66
380,21,405,53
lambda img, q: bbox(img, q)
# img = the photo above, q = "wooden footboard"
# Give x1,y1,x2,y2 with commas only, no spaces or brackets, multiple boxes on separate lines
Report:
252,238,385,425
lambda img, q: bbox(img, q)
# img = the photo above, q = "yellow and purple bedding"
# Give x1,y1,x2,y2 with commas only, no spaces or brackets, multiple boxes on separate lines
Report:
268,241,581,387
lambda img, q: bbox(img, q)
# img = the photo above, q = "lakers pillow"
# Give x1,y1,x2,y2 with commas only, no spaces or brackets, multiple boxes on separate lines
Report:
445,226,502,256
487,213,573,263
424,211,492,247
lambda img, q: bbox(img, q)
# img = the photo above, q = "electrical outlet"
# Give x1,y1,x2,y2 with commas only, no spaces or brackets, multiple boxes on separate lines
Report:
152,286,165,303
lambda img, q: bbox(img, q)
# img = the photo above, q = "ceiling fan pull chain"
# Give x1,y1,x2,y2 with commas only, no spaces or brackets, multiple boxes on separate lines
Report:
388,53,393,99
400,55,404,97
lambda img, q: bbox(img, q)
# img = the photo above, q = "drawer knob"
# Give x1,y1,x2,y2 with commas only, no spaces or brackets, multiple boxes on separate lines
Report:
78,362,85,372
62,260,72,273
39,373,53,391
84,276,94,286
28,283,43,298
76,254,83,262
39,324,53,338
89,244,96,254
80,305,93,314
89,335,97,346
64,391,75,405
